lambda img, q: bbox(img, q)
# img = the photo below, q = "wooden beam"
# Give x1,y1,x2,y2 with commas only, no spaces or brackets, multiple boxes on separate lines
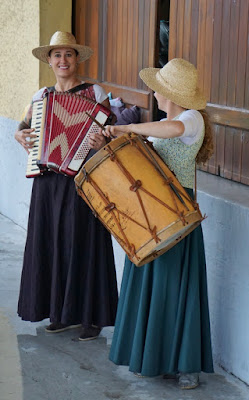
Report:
207,103,249,131
81,79,151,109
100,83,150,109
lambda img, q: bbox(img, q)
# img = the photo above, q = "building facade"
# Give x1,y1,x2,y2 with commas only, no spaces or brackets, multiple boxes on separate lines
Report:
0,0,249,386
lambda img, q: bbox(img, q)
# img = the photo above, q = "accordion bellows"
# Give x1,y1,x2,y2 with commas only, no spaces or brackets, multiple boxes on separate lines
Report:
26,91,113,178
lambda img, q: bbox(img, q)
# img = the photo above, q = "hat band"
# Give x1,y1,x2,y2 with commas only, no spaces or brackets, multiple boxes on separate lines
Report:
156,70,196,97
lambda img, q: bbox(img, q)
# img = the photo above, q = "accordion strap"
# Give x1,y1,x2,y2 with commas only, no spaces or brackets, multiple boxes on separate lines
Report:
47,83,93,94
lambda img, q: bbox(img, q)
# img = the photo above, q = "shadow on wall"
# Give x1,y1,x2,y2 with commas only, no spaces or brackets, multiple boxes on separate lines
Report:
0,116,33,228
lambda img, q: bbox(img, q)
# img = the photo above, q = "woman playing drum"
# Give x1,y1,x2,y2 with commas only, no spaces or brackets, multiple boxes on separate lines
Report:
103,58,214,389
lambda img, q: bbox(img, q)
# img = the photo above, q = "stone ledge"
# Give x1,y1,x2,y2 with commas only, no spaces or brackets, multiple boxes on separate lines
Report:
197,170,249,210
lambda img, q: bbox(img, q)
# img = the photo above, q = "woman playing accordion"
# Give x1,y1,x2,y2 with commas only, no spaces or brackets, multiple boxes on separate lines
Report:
14,31,118,341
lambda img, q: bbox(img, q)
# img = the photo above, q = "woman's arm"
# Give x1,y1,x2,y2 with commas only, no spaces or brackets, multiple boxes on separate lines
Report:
103,120,185,140
14,105,36,153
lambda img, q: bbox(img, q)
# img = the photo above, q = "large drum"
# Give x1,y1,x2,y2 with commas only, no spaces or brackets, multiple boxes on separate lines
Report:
74,133,204,266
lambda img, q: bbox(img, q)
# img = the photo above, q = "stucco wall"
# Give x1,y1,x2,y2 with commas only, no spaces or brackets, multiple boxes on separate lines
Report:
0,0,72,122
0,117,33,227
39,0,72,88
0,0,40,121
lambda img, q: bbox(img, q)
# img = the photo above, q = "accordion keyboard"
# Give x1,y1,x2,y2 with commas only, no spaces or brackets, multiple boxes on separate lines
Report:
26,100,45,178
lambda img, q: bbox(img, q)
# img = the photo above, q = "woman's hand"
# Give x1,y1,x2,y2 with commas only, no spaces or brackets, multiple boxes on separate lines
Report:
14,128,36,154
102,124,129,138
88,130,107,151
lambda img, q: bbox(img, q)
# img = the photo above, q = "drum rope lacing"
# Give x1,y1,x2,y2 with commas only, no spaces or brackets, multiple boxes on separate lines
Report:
80,169,138,259
77,135,204,262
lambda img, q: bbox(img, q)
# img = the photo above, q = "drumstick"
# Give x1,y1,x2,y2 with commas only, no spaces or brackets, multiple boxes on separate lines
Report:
85,112,116,139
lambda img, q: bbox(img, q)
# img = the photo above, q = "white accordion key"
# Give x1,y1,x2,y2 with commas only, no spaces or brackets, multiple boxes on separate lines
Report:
26,99,46,178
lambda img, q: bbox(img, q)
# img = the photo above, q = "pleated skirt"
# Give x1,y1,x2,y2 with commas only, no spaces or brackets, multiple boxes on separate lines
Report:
109,190,213,376
18,170,118,327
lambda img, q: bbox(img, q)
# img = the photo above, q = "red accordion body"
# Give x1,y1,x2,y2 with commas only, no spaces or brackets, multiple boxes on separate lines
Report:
26,91,113,178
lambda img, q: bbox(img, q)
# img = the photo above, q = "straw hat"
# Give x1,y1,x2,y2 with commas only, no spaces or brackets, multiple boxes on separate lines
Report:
32,31,93,64
139,58,207,110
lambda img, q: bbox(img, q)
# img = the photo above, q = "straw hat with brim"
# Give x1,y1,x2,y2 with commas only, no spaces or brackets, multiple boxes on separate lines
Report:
139,58,207,110
32,31,93,64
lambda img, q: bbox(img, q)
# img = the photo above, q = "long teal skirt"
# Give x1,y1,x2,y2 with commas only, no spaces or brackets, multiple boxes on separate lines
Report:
109,191,213,376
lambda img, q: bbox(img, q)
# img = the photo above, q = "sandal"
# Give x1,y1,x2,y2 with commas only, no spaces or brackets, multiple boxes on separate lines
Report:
134,372,146,378
79,325,101,341
178,373,199,389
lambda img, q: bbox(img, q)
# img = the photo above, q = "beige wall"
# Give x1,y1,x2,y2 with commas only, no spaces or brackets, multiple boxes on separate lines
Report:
0,0,72,122
40,0,72,89
0,0,40,121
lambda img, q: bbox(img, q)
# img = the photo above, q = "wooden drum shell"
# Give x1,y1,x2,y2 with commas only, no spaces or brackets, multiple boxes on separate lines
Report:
75,134,203,266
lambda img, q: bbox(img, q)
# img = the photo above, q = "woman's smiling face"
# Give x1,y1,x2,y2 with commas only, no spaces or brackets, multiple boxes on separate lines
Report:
47,47,78,79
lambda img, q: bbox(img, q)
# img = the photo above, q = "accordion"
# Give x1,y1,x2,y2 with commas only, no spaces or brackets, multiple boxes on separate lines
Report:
26,91,114,178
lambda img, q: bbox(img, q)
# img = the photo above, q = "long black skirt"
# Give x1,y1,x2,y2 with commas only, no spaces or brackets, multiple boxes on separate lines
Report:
18,170,118,327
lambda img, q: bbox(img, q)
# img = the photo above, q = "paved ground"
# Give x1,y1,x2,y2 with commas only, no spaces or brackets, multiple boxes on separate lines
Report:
1,213,249,400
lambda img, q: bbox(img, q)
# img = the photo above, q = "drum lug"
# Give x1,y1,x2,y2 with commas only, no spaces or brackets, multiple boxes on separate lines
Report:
178,211,187,225
130,180,142,192
105,145,116,161
150,226,161,244
105,202,116,212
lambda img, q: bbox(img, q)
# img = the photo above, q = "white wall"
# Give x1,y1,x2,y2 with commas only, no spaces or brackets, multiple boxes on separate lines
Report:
197,172,249,385
0,117,33,228
1,116,249,385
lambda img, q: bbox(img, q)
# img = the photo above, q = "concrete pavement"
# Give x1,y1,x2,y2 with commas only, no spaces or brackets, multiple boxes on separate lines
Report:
1,213,249,400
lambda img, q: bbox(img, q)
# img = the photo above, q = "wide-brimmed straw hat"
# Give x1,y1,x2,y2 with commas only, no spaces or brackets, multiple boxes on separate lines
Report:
32,31,93,64
139,58,207,110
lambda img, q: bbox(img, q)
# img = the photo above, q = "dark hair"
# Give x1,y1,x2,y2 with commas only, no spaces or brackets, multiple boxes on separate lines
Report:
48,48,79,57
